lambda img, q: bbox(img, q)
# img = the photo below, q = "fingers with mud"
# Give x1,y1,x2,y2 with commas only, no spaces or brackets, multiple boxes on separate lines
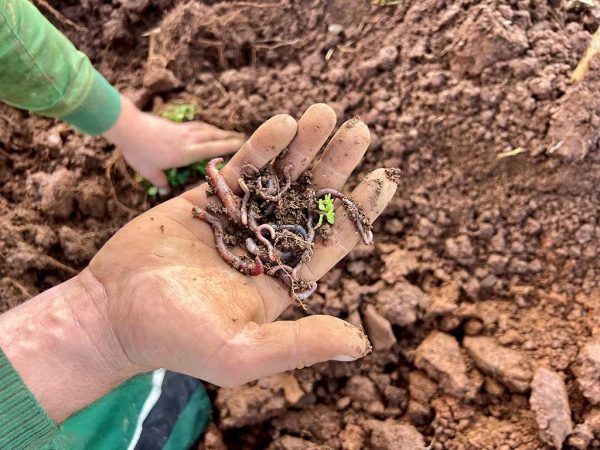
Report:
221,114,297,193
311,117,370,191
213,315,371,386
299,169,398,281
274,103,337,180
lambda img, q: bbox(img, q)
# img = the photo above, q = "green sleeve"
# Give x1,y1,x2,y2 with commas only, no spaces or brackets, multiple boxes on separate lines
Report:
0,349,58,449
0,0,121,135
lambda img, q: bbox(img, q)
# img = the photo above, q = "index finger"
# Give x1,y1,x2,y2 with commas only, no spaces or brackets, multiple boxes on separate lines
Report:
183,114,297,204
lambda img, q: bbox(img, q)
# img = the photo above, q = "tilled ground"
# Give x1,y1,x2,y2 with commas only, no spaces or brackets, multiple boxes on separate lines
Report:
4,0,600,448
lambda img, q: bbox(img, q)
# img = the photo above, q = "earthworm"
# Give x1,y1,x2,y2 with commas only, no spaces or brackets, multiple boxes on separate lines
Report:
242,163,259,176
206,158,241,223
296,281,317,300
306,198,316,243
245,237,260,256
292,264,302,280
192,207,263,276
317,188,373,245
273,224,309,240
280,165,292,195
248,208,276,261
238,178,251,226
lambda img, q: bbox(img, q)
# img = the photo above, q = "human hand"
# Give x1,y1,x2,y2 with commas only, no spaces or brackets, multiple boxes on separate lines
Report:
103,95,244,188
91,103,398,387
0,104,397,423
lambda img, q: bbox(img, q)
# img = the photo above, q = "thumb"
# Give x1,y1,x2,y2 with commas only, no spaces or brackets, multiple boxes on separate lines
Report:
221,315,372,386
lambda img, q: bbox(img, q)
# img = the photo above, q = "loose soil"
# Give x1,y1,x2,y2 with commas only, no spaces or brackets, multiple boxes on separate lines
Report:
4,0,600,448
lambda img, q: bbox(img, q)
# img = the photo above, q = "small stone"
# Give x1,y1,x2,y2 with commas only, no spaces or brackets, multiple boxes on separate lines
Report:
366,419,425,450
27,168,77,219
575,342,600,404
408,371,438,404
58,226,97,264
375,281,429,327
463,336,532,393
464,319,484,336
530,368,572,449
362,305,396,350
576,224,595,245
426,282,459,317
143,66,181,93
445,235,475,266
327,23,343,35
415,332,469,397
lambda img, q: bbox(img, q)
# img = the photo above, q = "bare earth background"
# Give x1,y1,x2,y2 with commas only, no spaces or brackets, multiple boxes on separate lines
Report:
4,0,600,448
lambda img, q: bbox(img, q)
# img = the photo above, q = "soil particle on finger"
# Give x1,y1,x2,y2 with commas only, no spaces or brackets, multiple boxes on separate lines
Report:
529,368,572,449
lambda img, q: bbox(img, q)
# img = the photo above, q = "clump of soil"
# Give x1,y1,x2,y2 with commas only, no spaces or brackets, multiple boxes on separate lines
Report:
193,157,375,304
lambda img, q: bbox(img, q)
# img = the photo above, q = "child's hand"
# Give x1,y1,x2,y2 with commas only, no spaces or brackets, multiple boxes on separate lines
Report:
103,95,244,188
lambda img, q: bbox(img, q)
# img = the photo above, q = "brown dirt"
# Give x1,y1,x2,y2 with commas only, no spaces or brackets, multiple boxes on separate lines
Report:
5,0,600,448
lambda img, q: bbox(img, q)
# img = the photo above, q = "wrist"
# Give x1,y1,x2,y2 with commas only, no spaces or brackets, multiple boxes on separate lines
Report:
102,94,144,153
0,269,141,423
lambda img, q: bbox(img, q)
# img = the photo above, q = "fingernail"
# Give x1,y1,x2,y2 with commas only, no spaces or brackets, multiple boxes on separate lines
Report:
331,355,358,362
158,187,171,197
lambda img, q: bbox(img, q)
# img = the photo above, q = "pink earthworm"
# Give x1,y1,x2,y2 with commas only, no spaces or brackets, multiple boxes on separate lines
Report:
279,164,292,195
245,237,260,256
192,207,263,276
238,178,251,226
248,208,277,261
317,188,373,245
206,158,240,223
273,224,308,239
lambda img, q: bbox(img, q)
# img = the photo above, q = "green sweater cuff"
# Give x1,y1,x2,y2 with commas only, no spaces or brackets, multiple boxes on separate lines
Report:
60,70,121,136
0,349,57,449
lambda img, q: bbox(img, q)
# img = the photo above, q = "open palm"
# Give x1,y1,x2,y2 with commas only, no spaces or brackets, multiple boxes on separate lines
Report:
87,104,397,387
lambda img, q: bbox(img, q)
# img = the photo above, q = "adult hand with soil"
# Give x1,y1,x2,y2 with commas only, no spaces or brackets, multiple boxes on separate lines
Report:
0,104,397,423
103,95,245,189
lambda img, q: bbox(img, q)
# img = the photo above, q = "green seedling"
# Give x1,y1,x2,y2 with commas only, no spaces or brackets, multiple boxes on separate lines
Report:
317,193,336,227
160,103,197,123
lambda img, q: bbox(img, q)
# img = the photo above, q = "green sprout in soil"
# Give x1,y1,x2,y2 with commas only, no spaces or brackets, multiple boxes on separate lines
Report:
138,102,226,197
317,193,336,227
160,103,197,123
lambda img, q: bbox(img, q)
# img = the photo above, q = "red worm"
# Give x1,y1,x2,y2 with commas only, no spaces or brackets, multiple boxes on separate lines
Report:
317,188,373,245
238,178,251,226
206,158,241,223
192,207,263,276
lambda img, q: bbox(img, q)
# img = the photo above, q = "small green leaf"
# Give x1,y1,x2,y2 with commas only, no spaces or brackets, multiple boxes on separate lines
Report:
160,103,197,123
326,211,335,224
147,185,158,197
317,214,324,227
